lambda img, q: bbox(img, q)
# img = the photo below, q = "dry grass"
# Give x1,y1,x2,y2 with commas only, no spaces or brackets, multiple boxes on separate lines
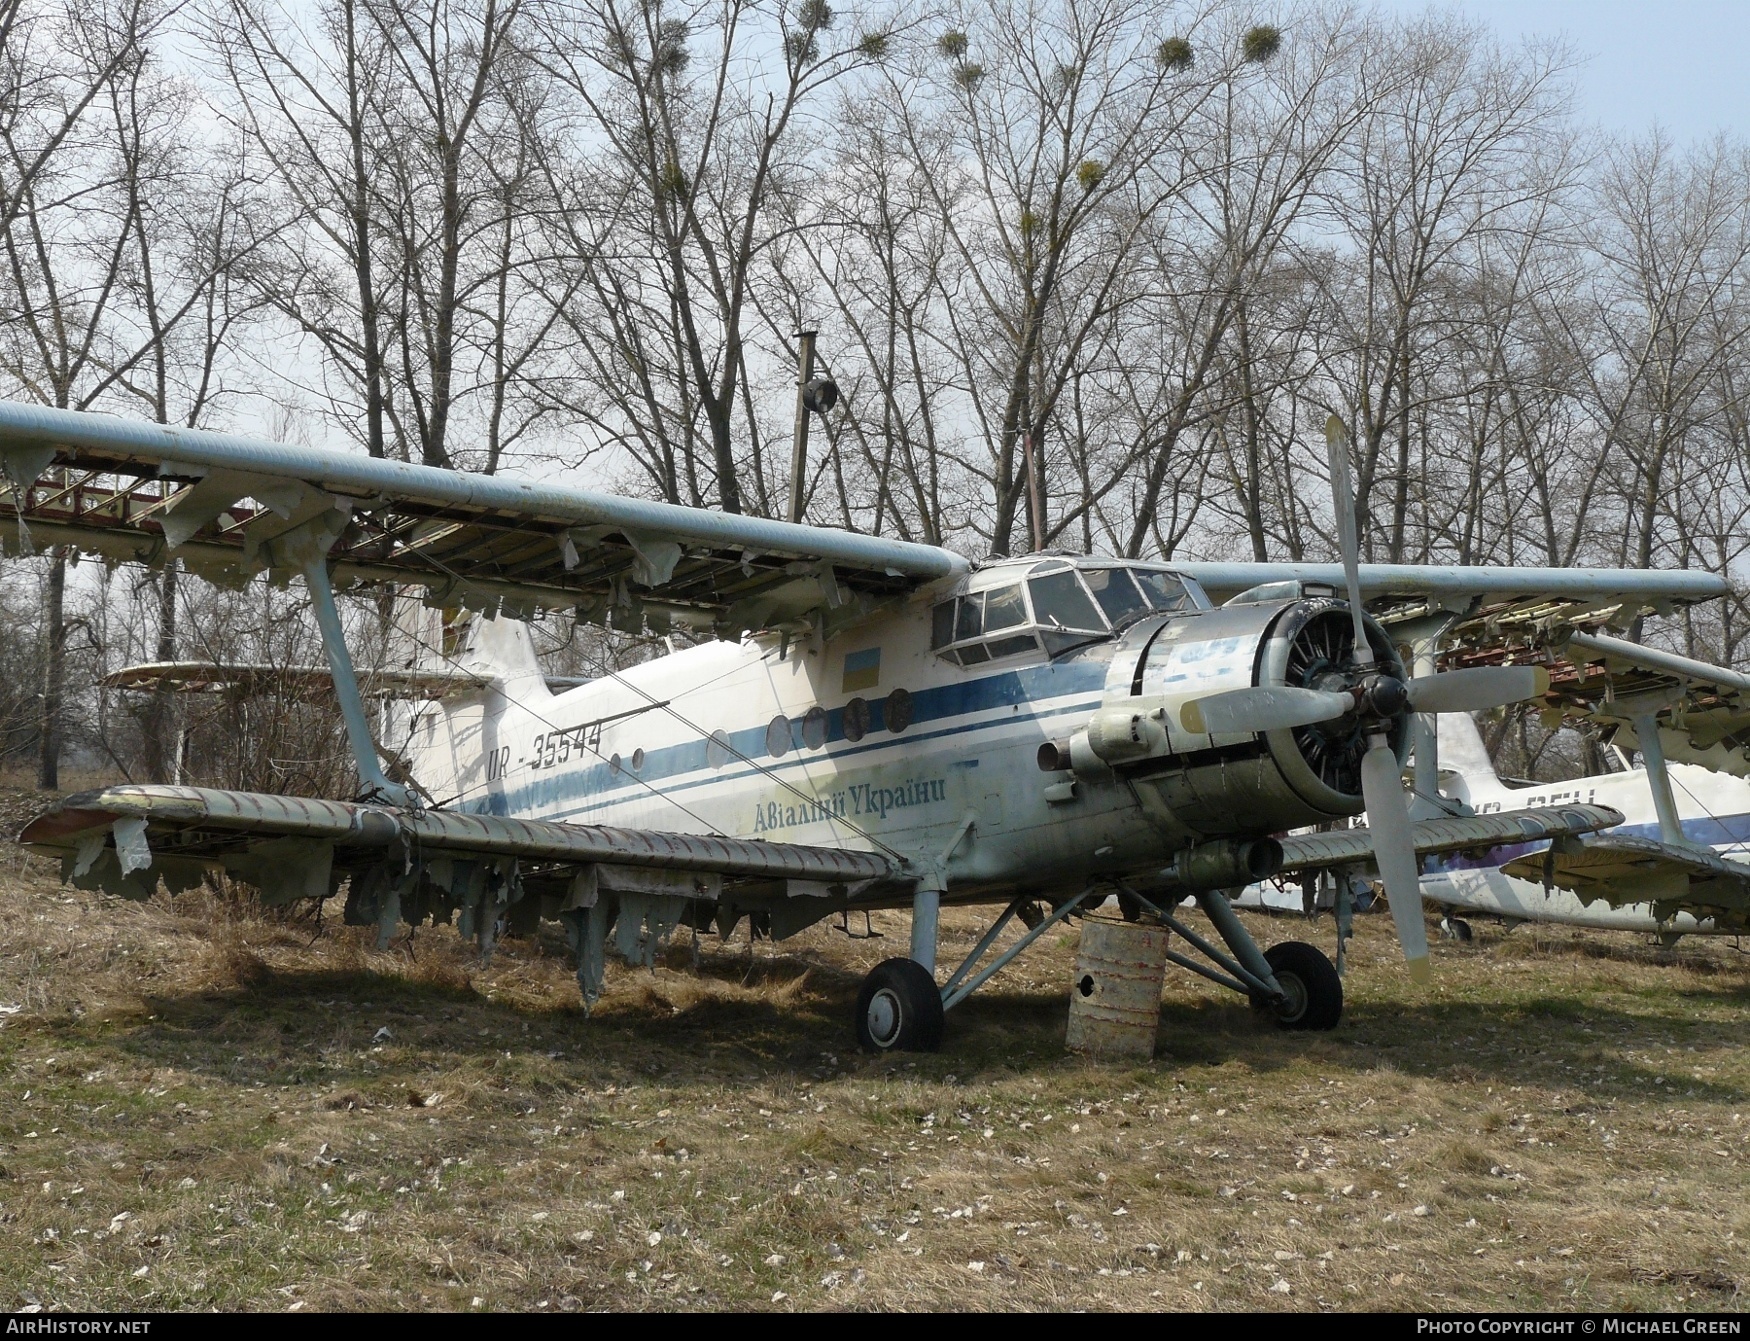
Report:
4,783,1750,1311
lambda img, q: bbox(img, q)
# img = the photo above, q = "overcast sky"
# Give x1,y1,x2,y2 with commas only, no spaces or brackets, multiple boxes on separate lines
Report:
1373,0,1748,143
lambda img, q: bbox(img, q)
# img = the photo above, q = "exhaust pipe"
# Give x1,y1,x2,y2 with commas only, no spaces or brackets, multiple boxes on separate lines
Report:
1166,838,1283,891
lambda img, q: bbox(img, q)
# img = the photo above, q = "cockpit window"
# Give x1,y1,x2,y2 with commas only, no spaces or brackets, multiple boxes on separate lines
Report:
929,587,1039,665
1028,569,1104,632
982,584,1027,632
1135,569,1192,612
931,599,955,649
1084,566,1149,624
955,591,984,641
931,564,1198,667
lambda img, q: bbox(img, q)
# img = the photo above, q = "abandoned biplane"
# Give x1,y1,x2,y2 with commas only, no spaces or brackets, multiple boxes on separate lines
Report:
2,404,1722,1050
1414,631,1750,941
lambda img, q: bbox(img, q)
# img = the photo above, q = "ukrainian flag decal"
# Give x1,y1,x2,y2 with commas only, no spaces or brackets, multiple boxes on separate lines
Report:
842,647,881,692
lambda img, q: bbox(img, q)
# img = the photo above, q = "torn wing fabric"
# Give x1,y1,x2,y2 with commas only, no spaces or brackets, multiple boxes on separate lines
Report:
0,400,966,636
1500,833,1750,923
1275,804,1624,876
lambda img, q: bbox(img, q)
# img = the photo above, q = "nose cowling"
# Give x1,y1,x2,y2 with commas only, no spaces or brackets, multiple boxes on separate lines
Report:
1043,597,1410,834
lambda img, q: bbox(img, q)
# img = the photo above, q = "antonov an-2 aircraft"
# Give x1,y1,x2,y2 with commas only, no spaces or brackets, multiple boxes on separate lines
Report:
1,405,1723,1051
1417,631,1750,941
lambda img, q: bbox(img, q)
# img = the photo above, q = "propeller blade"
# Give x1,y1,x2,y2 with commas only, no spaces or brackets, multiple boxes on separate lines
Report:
1405,664,1550,715
1324,414,1374,671
1180,685,1353,735
1360,737,1431,985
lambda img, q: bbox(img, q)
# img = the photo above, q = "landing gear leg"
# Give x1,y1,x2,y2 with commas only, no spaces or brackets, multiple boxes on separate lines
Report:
1334,873,1355,977
910,885,940,974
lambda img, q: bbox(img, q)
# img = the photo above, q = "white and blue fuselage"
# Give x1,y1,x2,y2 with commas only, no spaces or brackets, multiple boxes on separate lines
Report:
398,557,1251,906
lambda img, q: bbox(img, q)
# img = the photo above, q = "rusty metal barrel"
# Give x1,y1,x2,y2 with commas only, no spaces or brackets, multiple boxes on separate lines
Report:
1065,916,1169,1060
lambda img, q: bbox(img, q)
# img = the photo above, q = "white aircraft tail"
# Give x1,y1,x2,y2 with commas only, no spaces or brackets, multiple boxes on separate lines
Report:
1435,712,1500,805
460,614,549,693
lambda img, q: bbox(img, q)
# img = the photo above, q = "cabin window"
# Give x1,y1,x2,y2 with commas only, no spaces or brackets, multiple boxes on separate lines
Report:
765,714,793,757
706,729,732,768
802,705,828,750
984,634,1038,660
955,591,984,641
843,697,871,741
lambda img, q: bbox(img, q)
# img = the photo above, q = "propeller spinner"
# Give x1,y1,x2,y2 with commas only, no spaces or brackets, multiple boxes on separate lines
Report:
1179,415,1549,984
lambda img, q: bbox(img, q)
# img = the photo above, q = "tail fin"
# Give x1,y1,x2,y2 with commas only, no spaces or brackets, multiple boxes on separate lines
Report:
1435,711,1499,804
459,614,549,695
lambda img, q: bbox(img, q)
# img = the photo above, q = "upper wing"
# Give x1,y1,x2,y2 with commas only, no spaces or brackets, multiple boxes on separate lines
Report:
1500,832,1750,924
1275,803,1623,875
101,660,592,697
0,402,966,636
104,660,489,698
1177,562,1726,632
1544,630,1750,778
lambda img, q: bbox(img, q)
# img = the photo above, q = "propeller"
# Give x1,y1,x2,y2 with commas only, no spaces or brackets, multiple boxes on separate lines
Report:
1326,412,1432,984
1180,686,1352,736
1179,663,1551,735
1405,663,1548,714
1176,414,1554,985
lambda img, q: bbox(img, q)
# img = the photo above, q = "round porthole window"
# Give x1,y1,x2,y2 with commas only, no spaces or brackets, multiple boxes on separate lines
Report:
766,713,793,757
631,747,645,773
843,697,870,742
706,728,732,768
609,752,622,772
885,687,914,733
802,705,828,750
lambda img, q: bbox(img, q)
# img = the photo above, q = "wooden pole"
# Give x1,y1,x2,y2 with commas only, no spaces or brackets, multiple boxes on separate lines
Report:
787,330,817,525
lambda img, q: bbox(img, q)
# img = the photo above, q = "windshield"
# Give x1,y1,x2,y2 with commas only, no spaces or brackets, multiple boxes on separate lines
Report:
1084,566,1150,624
1028,570,1103,632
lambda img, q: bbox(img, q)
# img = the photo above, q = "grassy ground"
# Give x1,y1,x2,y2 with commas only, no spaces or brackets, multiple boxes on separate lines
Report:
3,785,1749,1312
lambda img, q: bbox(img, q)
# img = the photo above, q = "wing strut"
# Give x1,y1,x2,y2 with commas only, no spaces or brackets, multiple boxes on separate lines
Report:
295,541,415,808
1631,709,1689,848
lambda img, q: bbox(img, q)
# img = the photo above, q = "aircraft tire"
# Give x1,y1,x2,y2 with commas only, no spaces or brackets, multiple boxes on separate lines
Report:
855,958,945,1053
1259,941,1342,1032
1448,918,1473,942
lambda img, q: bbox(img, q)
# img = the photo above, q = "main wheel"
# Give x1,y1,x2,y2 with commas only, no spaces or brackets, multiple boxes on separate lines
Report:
855,957,945,1052
1256,940,1342,1031
1441,916,1474,942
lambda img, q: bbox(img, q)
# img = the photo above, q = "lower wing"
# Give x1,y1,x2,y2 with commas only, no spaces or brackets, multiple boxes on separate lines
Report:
1499,832,1750,923
1275,804,1624,876
20,784,910,941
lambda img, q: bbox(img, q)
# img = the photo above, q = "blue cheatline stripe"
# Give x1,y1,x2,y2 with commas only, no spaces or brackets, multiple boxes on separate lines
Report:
1430,812,1750,874
473,658,1112,820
